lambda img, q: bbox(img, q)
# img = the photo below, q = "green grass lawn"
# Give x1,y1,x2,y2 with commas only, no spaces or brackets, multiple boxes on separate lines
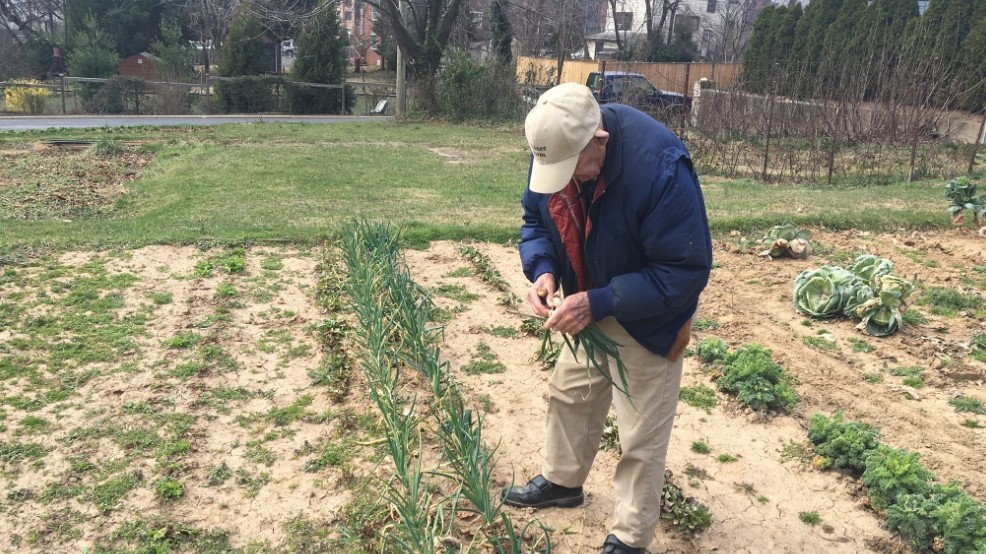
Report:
0,121,956,251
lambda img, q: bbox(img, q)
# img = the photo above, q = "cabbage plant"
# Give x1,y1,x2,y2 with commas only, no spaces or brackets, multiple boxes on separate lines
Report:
945,176,986,228
793,266,859,318
847,255,894,282
760,224,811,259
856,274,915,337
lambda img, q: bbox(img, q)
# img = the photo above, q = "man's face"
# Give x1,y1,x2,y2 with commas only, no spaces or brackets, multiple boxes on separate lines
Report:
572,130,609,183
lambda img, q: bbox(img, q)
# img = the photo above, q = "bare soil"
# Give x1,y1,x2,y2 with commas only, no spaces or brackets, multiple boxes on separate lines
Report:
1,229,983,552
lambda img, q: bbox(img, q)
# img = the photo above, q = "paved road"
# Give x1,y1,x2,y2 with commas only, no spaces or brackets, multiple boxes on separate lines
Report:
0,114,391,131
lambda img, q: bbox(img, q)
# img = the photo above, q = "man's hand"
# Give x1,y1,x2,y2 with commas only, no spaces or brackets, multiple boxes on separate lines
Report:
528,273,556,318
545,292,592,335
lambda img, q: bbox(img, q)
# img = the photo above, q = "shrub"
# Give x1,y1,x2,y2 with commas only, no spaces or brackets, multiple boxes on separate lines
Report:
695,337,729,364
862,445,934,512
887,482,986,554
807,411,880,474
3,79,50,113
715,344,798,412
216,75,281,114
430,49,525,122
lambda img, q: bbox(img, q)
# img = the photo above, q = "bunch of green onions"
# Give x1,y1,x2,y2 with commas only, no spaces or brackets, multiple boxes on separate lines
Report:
539,288,632,400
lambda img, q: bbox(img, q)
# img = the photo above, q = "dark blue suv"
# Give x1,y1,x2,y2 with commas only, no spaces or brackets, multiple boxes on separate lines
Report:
586,71,692,115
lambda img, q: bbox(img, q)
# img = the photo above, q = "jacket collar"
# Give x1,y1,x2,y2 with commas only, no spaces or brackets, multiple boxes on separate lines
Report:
600,106,623,187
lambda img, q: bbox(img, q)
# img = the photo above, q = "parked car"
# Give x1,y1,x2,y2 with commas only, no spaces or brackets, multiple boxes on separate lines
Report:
281,40,295,56
586,71,691,115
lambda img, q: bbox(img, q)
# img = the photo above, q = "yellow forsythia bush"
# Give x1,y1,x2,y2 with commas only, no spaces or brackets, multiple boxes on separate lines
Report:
3,80,51,114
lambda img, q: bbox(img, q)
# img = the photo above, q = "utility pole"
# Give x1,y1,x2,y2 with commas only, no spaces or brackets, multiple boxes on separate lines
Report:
396,0,407,116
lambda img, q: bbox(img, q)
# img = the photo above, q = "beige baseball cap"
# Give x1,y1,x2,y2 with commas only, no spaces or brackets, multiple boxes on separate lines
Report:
524,83,600,194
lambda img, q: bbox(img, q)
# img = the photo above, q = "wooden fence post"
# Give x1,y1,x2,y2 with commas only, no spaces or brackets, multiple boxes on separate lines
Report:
60,74,66,114
683,64,691,96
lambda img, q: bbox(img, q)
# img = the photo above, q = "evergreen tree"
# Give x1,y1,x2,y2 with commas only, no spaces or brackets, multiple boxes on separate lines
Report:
66,0,179,57
775,2,802,96
67,14,119,78
743,5,780,93
819,0,867,98
149,19,194,79
219,4,268,77
216,4,272,113
489,0,513,64
288,3,353,114
957,15,986,111
791,0,843,95
918,0,977,65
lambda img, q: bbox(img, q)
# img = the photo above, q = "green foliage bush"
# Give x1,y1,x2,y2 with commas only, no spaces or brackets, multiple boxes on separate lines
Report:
426,49,525,122
695,337,729,364
287,2,353,115
215,76,281,114
715,344,798,412
808,411,880,474
862,445,934,512
887,482,986,554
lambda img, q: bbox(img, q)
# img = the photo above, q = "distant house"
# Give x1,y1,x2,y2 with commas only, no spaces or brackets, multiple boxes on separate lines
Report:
119,52,157,79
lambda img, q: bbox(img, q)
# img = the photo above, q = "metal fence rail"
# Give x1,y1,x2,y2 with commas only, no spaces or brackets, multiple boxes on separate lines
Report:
1,74,394,116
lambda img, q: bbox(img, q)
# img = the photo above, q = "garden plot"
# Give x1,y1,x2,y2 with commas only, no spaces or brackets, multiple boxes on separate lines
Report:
0,229,983,552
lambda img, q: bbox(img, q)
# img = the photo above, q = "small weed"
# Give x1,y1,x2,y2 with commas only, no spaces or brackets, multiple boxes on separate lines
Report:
779,440,814,465
733,482,757,496
235,468,270,497
679,384,717,413
600,415,621,454
801,319,813,327
803,335,838,353
520,317,543,337
170,361,205,380
475,394,494,413
215,281,238,298
245,444,277,466
207,462,232,486
902,376,925,389
443,267,472,278
483,325,518,338
693,317,719,331
193,259,214,278
961,419,981,429
889,366,923,378
902,309,927,326
153,477,185,501
757,495,769,503
91,471,143,512
149,292,173,305
267,395,314,426
971,334,986,363
308,353,351,402
164,331,204,349
462,342,506,375
691,441,711,455
458,245,512,293
917,287,983,317
799,511,821,526
431,283,479,303
19,415,49,434
949,396,986,415
863,373,884,383
848,338,874,353
684,464,712,481
304,441,354,472
716,454,739,463
260,256,283,271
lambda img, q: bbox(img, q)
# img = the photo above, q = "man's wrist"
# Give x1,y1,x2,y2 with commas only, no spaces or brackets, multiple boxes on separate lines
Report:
587,286,617,321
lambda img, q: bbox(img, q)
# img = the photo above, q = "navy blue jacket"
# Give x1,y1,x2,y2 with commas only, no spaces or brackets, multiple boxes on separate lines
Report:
519,104,713,357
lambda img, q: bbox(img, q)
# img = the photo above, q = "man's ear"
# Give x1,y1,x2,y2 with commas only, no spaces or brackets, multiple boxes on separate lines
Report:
595,129,610,147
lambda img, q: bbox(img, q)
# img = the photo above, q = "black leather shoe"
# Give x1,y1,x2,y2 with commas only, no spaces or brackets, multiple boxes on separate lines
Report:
602,534,644,554
502,475,584,508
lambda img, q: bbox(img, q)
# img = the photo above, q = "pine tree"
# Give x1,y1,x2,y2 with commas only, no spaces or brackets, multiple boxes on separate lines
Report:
742,5,779,93
489,0,513,64
775,2,802,96
288,4,353,114
219,4,268,77
791,0,843,96
819,0,867,99
957,15,986,111
66,14,119,79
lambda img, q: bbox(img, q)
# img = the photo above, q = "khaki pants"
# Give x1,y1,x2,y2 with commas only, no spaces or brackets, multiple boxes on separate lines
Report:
542,317,684,548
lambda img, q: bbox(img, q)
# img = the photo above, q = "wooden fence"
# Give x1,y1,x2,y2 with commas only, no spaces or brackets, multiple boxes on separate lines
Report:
516,56,742,96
